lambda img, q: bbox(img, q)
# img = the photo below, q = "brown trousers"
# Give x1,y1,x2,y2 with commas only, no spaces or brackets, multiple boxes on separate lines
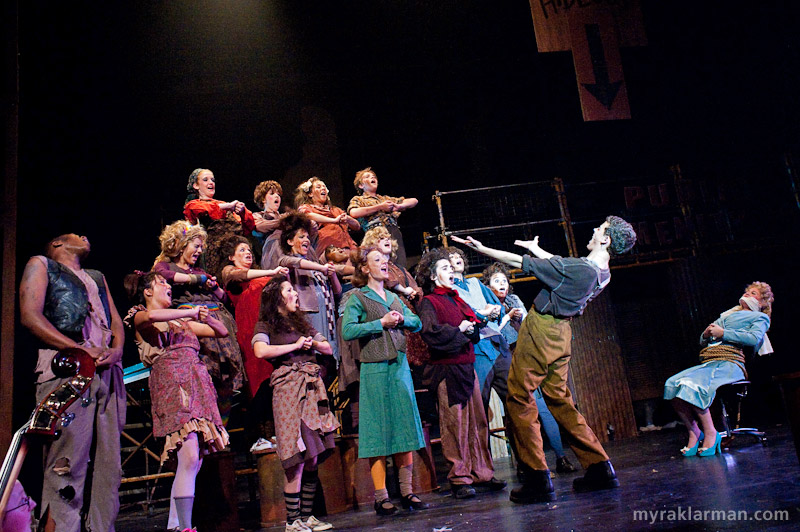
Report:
437,373,495,485
507,310,608,471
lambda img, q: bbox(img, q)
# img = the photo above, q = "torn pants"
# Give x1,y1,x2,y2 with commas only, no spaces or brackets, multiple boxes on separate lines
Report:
35,365,126,532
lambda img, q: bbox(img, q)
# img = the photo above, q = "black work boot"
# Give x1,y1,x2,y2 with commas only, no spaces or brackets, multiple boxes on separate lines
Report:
509,467,556,504
573,460,620,493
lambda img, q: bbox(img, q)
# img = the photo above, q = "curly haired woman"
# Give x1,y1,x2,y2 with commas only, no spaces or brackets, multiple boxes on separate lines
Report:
664,282,773,457
296,177,359,256
152,220,244,424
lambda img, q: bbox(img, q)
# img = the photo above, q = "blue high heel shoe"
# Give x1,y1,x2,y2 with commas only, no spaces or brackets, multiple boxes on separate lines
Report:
698,433,722,457
680,432,703,457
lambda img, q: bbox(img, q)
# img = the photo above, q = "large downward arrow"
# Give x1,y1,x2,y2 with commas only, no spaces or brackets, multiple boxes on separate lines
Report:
581,24,623,110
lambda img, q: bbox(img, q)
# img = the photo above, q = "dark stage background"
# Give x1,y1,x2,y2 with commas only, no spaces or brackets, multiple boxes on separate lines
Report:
8,1,800,437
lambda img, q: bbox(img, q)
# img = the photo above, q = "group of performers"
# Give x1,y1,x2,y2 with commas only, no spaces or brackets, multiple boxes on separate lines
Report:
12,165,774,532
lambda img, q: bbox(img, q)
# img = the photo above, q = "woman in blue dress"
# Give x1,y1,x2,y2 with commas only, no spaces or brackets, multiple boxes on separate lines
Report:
664,281,773,456
341,246,427,515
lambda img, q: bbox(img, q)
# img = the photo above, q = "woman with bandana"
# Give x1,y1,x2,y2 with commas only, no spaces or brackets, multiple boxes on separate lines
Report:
664,282,773,457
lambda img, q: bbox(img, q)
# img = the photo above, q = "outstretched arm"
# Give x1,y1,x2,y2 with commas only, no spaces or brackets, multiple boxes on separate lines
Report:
450,236,523,269
513,236,553,259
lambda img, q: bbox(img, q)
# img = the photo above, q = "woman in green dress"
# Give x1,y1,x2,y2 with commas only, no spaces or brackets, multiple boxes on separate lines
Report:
341,246,428,515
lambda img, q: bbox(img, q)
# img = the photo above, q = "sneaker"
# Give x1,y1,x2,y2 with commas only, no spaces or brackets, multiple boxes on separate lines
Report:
305,515,333,531
285,519,312,532
250,438,275,452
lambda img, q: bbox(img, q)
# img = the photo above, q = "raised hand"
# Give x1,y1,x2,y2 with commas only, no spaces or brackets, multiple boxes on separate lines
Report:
450,235,483,251
514,236,540,253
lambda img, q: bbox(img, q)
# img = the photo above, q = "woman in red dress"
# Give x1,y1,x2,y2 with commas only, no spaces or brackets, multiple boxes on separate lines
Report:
219,235,288,450
183,168,256,278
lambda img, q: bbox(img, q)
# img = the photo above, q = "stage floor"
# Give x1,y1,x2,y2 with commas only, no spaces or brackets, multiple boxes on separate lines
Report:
116,425,800,531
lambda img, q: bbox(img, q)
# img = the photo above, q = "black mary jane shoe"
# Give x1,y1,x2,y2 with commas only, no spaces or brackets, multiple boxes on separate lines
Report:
374,498,398,516
400,493,429,510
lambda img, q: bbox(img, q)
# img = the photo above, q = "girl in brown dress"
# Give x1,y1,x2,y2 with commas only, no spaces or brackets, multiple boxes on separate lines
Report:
252,276,339,532
125,271,230,532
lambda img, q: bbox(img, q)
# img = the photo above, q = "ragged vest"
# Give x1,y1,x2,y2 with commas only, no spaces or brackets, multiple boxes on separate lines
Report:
43,258,111,342
353,289,407,363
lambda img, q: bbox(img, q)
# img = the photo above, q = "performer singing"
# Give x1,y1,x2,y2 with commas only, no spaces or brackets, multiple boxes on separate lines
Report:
446,248,508,404
348,167,417,268
219,235,289,451
415,248,506,500
152,220,244,424
252,180,287,250
295,177,360,254
341,246,428,515
19,234,125,532
183,168,256,278
453,215,636,503
124,271,230,532
664,282,772,457
275,213,342,361
360,227,422,308
253,276,339,532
